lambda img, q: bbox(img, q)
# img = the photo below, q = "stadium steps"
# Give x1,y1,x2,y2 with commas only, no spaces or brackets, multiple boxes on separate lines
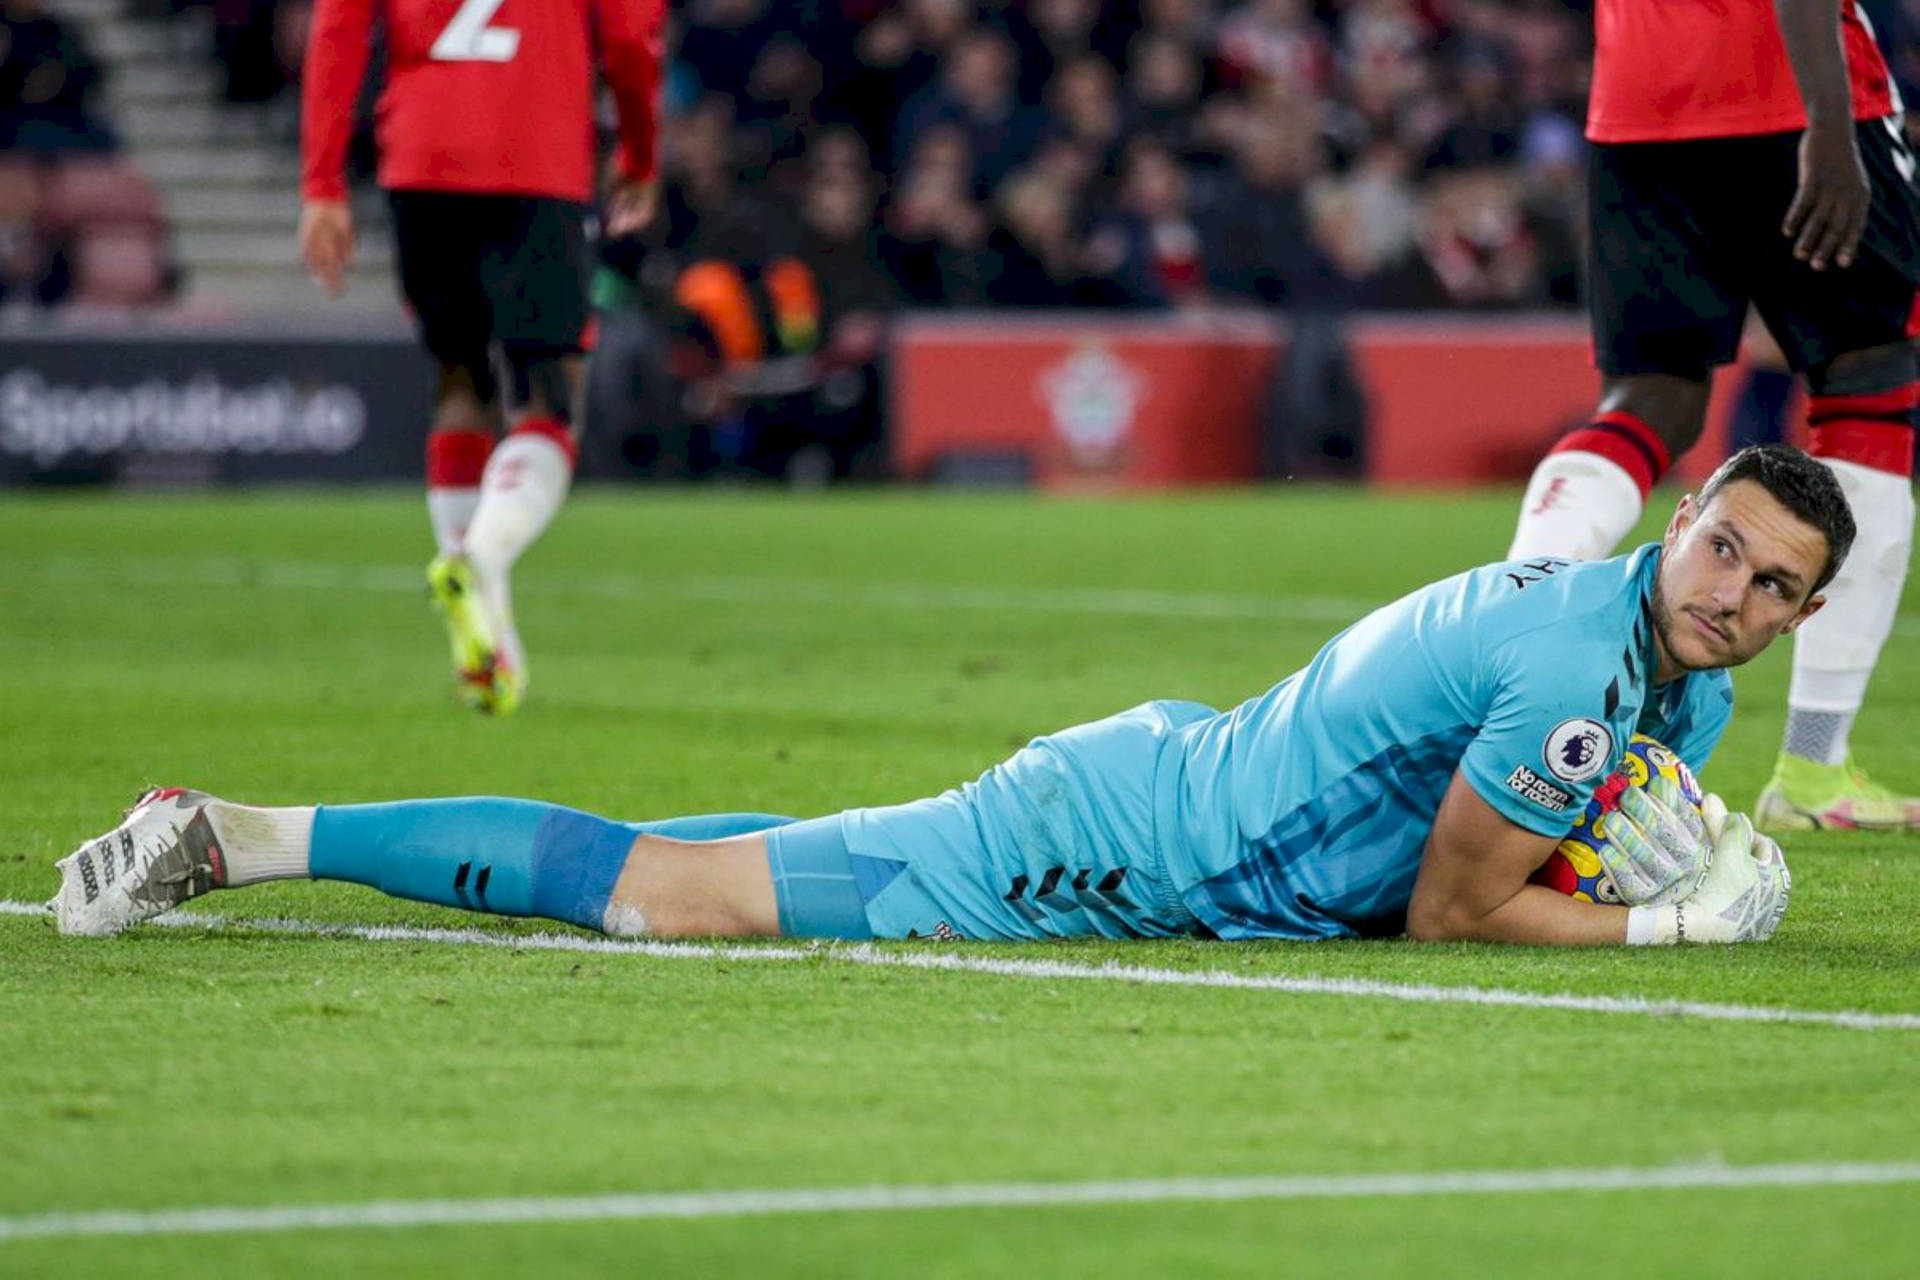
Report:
60,0,397,315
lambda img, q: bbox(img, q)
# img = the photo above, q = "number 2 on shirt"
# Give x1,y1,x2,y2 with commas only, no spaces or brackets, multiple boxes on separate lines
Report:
431,0,519,62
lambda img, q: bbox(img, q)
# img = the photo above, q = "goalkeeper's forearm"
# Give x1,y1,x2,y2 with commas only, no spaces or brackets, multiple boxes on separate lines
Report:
1408,883,1630,945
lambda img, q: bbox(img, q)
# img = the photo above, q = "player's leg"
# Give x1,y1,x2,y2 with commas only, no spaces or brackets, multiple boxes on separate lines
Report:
1510,139,1744,558
1757,339,1919,829
390,190,530,710
1748,116,1920,830
1509,373,1706,558
424,365,498,557
458,344,581,698
48,785,803,938
454,198,594,711
47,784,1037,941
389,190,502,558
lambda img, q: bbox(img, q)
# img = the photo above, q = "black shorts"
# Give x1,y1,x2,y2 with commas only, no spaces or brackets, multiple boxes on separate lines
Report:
1590,117,1920,376
387,191,590,369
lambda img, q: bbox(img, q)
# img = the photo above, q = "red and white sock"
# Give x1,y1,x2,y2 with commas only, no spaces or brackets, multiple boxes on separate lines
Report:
425,428,495,556
1508,412,1673,560
464,418,577,580
1784,388,1916,764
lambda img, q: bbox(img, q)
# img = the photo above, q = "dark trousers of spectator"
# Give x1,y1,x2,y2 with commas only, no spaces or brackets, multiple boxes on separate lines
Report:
1261,313,1368,480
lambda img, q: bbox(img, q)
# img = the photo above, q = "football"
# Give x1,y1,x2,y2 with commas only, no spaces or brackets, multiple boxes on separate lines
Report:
1529,733,1705,904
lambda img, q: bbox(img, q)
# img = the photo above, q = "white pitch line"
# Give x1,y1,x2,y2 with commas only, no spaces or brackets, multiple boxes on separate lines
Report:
24,552,1920,634
3,1160,1918,1242
5,900,1917,1031
13,554,1372,625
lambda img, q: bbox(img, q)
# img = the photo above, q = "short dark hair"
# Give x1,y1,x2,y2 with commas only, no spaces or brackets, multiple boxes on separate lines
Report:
1695,444,1856,595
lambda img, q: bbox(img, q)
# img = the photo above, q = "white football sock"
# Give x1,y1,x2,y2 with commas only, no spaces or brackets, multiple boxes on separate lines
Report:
1508,451,1646,560
463,428,574,580
1785,458,1915,755
475,568,525,677
427,486,482,556
204,801,315,886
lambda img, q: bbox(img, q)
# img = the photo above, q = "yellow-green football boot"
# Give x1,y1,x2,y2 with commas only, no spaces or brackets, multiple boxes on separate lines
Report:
1754,754,1920,832
427,553,523,715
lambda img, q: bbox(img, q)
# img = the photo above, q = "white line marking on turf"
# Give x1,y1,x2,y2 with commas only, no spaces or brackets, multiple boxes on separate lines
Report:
29,553,1920,634
5,900,1917,1031
18,554,1373,624
3,1161,1918,1241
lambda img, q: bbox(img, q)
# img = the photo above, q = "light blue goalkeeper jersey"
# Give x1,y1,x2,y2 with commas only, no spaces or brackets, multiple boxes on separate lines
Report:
1162,545,1733,940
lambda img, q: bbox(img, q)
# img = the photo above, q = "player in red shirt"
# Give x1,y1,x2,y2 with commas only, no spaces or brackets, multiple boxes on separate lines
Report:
298,0,665,715
1507,0,1920,832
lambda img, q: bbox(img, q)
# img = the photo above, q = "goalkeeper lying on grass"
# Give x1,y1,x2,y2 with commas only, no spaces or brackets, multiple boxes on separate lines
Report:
53,446,1840,948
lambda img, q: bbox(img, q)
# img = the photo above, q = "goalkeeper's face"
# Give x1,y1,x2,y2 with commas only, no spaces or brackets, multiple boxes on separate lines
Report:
1651,479,1830,679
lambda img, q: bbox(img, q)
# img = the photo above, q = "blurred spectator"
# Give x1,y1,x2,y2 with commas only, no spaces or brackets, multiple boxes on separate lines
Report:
1423,46,1522,170
1215,0,1332,98
0,157,66,306
1083,137,1205,307
1124,32,1209,158
894,24,1043,194
878,121,991,304
652,94,786,269
1,0,116,153
823,0,971,169
1337,133,1421,273
679,0,781,102
1137,0,1221,62
1195,107,1349,309
737,34,827,187
981,168,1131,307
1042,53,1129,179
794,147,903,344
1367,165,1548,309
655,154,900,484
1007,0,1106,99
1516,110,1585,305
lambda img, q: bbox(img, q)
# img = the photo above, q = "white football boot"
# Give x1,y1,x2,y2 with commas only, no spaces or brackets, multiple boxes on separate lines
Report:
50,788,226,936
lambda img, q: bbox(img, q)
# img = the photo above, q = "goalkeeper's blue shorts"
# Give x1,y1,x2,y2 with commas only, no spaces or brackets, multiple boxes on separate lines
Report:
764,700,1214,941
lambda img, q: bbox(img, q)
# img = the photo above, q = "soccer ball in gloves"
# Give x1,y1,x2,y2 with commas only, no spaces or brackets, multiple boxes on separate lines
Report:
1529,734,1705,904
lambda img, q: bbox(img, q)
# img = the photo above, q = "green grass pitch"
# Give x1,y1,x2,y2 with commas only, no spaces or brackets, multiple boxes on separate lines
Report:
2,487,1917,1277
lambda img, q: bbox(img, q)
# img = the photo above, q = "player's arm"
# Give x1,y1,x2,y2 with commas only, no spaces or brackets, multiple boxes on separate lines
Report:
296,0,375,295
1775,0,1870,270
1407,769,1628,945
594,0,666,236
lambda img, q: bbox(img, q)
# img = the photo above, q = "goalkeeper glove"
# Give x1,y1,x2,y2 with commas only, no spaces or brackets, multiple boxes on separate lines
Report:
1595,774,1711,906
1625,801,1792,944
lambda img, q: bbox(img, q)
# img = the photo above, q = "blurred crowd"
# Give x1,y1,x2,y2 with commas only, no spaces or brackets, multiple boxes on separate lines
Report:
640,0,1596,318
2,0,176,307
16,0,1920,465
595,0,1599,477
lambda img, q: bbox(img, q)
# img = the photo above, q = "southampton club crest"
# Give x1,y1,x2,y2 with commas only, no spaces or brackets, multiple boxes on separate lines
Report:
1037,344,1144,465
1543,717,1614,784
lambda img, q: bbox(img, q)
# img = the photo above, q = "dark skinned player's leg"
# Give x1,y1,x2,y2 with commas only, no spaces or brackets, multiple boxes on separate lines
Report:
1509,370,1713,561
1509,138,1738,561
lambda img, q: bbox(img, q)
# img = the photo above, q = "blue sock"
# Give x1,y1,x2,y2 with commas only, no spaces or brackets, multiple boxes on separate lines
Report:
311,798,639,931
308,801,800,932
